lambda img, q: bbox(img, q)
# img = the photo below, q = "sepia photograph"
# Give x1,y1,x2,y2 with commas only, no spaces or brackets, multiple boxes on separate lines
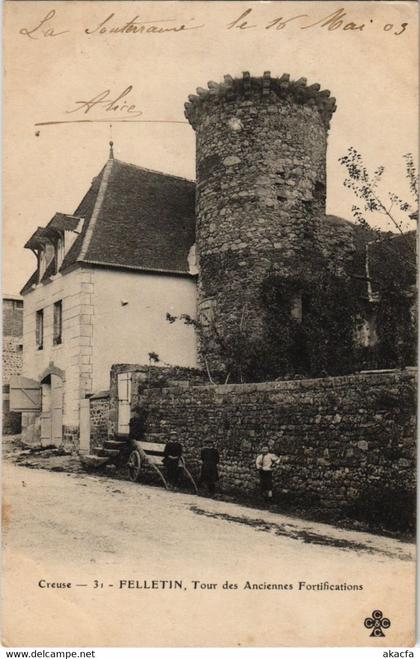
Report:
2,0,418,650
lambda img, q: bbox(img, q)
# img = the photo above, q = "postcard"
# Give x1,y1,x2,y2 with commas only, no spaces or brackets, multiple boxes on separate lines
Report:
2,0,417,648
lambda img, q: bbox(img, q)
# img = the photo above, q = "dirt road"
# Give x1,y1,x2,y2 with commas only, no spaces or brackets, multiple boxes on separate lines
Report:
2,462,415,647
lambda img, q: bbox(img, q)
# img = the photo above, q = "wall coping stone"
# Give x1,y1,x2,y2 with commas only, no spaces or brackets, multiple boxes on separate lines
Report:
143,370,415,396
90,390,110,400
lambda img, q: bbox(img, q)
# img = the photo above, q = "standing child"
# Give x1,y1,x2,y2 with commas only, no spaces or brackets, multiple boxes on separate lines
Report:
256,446,280,501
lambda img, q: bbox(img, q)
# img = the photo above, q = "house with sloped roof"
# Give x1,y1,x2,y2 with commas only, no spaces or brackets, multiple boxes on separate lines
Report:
15,144,198,448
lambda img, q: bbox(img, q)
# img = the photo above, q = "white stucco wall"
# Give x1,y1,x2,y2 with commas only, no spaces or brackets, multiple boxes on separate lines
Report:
91,268,198,392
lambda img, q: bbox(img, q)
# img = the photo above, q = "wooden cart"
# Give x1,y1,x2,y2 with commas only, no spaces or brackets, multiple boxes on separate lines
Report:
127,440,198,493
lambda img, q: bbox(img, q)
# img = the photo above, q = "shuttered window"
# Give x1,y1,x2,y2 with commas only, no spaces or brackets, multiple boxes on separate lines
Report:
36,309,44,350
53,300,62,345
117,372,132,435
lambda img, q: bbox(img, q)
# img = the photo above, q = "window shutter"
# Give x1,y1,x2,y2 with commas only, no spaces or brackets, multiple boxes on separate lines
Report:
9,376,41,412
53,301,62,345
36,310,44,349
117,372,132,435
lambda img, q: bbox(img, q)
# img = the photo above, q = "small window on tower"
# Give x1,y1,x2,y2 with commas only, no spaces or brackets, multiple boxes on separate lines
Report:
53,300,62,345
198,298,216,334
290,293,303,323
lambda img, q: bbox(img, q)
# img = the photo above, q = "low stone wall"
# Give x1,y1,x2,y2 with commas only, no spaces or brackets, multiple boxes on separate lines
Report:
90,392,110,451
132,370,415,528
108,364,207,439
2,388,21,435
62,425,80,454
3,337,23,435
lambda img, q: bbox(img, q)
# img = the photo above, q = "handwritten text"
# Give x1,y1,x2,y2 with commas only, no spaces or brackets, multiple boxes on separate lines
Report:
66,86,143,118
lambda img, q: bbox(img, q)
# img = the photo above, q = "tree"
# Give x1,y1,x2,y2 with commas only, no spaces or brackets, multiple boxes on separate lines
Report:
338,147,417,267
166,310,260,384
339,147,417,368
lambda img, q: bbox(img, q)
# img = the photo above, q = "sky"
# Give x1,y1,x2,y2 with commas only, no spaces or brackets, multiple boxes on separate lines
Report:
3,0,418,295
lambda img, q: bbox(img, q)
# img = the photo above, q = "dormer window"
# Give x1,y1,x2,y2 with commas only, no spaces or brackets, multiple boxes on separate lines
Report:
24,214,83,284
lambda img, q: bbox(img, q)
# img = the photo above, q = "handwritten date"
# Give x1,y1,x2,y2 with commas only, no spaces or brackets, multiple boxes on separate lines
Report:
227,8,408,36
19,7,409,40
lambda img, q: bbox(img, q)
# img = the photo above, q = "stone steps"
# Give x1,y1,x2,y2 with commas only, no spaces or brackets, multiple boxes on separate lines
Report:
80,454,109,470
96,448,121,458
80,438,129,471
103,439,127,450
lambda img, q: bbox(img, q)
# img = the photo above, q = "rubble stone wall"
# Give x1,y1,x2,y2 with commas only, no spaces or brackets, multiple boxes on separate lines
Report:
133,370,415,520
62,425,79,454
90,393,110,451
3,337,23,383
3,336,23,435
3,298,23,337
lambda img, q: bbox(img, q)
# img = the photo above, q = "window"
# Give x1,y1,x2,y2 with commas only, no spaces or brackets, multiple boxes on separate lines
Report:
36,310,44,350
38,243,55,281
198,298,216,335
39,251,46,281
53,300,62,345
290,293,303,323
55,236,65,273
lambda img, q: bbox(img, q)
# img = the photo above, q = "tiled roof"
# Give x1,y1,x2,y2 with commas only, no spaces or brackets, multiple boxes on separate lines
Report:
346,224,416,299
82,160,196,273
319,217,416,300
21,158,196,294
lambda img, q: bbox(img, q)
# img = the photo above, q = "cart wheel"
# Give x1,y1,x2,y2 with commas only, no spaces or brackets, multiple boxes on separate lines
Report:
127,449,142,482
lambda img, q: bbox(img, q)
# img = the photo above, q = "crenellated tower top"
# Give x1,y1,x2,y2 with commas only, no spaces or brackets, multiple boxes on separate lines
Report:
185,71,337,131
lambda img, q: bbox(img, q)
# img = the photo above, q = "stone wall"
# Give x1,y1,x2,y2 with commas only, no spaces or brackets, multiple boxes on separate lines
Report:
319,215,356,277
62,425,79,454
2,394,22,434
3,297,23,337
108,364,207,440
3,335,23,435
89,392,110,451
3,337,23,383
128,369,415,527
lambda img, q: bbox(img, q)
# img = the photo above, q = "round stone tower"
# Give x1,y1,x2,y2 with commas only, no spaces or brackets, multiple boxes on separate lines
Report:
184,72,336,371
